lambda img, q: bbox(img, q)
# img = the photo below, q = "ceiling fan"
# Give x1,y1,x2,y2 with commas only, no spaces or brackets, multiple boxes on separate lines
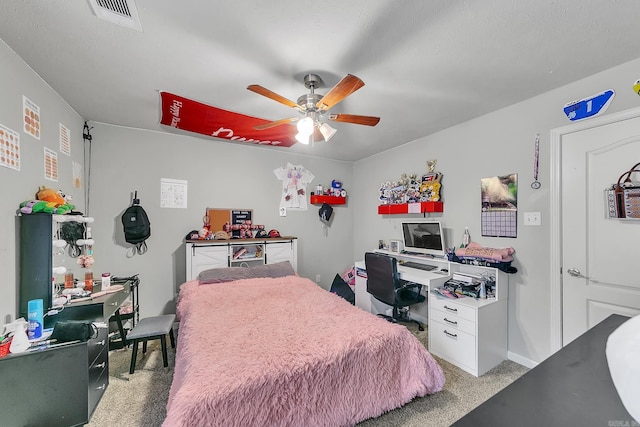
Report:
247,73,380,145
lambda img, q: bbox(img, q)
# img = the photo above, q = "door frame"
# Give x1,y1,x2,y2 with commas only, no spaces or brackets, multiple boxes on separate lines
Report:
550,105,640,352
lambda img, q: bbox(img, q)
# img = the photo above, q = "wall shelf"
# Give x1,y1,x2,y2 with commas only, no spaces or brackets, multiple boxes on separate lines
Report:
377,201,443,215
310,195,346,205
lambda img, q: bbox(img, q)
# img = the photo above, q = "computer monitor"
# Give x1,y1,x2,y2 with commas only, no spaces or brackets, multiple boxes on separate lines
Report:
401,220,445,257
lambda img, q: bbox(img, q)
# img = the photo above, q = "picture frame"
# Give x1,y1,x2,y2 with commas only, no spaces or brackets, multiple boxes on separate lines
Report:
389,239,403,254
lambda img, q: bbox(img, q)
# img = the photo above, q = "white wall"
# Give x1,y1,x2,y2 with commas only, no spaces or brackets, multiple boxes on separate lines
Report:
0,40,85,323
86,124,354,317
353,56,640,364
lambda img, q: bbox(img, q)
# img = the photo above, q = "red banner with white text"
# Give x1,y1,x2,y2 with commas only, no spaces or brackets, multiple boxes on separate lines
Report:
159,92,297,147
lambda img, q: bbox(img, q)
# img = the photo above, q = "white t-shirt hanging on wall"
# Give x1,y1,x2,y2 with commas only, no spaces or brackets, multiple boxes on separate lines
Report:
274,163,315,210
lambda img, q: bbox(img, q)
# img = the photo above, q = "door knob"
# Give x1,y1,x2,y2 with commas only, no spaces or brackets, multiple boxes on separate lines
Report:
567,268,583,277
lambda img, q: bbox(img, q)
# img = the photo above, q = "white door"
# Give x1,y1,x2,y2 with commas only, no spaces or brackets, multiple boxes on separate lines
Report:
561,115,640,345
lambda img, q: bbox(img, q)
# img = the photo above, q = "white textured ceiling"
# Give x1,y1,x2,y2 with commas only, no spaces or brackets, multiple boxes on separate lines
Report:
2,1,640,161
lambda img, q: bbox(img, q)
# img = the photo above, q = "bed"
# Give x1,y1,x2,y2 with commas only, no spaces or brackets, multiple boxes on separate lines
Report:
164,263,445,426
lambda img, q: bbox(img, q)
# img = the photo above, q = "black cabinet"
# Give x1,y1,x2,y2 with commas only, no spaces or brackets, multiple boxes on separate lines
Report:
18,213,53,319
0,342,89,426
0,325,109,427
1,283,133,425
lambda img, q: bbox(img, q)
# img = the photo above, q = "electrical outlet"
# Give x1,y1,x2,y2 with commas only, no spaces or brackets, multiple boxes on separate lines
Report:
316,275,321,283
524,212,541,226
279,207,286,217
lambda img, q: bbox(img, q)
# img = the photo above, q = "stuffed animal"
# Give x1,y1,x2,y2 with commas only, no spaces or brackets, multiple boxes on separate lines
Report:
37,187,66,205
198,228,213,239
35,186,74,214
19,187,75,215
19,200,49,214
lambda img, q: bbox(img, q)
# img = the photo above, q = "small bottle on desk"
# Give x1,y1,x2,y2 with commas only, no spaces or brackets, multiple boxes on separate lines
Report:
85,270,94,292
64,270,74,289
102,272,111,289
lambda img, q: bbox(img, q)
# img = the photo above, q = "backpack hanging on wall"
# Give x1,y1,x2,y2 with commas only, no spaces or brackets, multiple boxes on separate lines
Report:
122,191,151,254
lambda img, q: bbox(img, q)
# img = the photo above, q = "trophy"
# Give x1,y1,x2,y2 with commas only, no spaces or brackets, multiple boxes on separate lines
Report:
423,159,440,182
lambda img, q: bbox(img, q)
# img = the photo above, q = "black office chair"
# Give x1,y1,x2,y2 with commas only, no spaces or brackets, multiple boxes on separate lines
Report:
364,252,425,331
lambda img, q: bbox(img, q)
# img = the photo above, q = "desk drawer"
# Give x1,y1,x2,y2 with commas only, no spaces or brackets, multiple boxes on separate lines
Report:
103,288,129,319
430,297,476,322
88,364,108,416
88,324,108,364
430,320,476,370
430,308,476,335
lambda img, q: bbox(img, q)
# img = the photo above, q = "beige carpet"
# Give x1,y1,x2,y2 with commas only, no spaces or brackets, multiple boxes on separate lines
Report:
88,324,528,427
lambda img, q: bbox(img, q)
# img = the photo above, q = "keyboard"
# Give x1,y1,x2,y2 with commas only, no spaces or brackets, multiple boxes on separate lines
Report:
401,262,438,271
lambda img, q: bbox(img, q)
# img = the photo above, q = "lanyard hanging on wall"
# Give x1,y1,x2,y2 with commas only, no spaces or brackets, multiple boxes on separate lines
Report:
531,133,541,189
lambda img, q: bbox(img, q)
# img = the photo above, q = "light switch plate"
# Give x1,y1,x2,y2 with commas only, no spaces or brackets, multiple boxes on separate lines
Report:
279,207,286,217
524,212,541,226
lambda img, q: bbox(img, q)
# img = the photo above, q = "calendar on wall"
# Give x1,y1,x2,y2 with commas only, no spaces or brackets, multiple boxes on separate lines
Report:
481,174,517,238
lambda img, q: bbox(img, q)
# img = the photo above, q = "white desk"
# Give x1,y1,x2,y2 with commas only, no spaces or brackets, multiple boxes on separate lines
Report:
355,253,449,323
356,251,509,376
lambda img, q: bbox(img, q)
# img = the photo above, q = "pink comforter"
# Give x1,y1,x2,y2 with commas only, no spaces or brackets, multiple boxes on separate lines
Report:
164,276,444,427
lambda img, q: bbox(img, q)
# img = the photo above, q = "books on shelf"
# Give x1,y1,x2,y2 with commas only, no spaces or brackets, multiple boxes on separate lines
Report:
233,247,248,259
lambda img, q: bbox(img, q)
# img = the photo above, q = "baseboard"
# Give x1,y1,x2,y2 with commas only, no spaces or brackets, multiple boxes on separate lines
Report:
507,351,538,369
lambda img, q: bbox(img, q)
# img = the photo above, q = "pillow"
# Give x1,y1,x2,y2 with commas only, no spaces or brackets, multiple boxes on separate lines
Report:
248,261,295,279
198,267,255,284
198,261,295,284
330,273,355,305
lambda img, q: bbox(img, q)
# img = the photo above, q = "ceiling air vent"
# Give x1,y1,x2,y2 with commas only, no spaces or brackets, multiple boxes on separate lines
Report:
87,0,142,31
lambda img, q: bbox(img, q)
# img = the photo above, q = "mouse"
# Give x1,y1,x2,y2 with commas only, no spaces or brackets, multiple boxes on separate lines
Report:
440,268,448,273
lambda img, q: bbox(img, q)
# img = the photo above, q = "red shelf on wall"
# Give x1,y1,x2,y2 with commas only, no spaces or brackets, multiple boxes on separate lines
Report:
310,195,347,205
377,201,443,215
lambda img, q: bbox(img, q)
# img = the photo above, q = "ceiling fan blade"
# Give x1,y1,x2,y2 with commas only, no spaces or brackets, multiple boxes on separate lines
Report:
247,85,303,111
253,117,299,130
316,74,365,111
328,114,380,126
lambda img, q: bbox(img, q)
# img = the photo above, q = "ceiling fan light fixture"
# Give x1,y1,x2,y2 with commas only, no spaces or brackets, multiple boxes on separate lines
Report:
296,116,314,135
295,132,311,145
318,122,337,142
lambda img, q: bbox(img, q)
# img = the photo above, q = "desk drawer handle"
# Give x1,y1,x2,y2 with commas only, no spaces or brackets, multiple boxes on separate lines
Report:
444,330,458,338
444,317,457,325
96,383,106,391
443,305,458,312
95,340,106,346
93,362,106,369
110,302,117,306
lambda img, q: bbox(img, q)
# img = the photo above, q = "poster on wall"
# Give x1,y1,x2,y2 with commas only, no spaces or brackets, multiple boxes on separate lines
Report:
481,173,517,238
0,124,20,171
59,123,71,156
160,178,188,208
23,96,41,140
72,161,82,188
44,147,58,182
273,162,315,211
